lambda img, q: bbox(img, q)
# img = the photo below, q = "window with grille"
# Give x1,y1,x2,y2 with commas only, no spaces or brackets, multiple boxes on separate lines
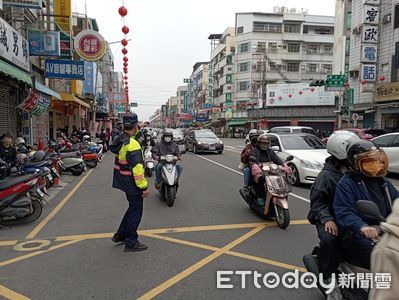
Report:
288,43,300,53
268,42,277,52
253,22,282,32
237,26,244,34
287,63,299,72
238,42,250,53
307,64,317,73
237,81,249,91
237,62,250,72
284,23,301,33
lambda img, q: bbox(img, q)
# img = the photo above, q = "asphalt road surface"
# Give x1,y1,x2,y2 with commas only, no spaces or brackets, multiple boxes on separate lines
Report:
0,138,398,299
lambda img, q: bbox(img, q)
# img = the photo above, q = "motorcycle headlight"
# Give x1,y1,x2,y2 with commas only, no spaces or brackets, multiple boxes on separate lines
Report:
165,155,175,163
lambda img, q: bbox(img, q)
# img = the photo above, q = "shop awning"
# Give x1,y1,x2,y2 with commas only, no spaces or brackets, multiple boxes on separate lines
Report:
227,119,249,126
52,92,91,109
0,59,32,86
35,81,61,100
203,121,211,127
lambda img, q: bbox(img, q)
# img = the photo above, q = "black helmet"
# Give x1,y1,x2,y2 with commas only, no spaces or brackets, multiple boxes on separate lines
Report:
257,134,271,151
123,113,138,126
162,130,173,143
347,140,389,177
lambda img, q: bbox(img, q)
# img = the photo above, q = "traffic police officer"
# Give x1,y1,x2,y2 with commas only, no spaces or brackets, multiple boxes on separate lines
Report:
110,113,150,252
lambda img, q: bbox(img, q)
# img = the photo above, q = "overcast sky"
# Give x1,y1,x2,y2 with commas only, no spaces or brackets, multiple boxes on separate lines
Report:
73,0,335,121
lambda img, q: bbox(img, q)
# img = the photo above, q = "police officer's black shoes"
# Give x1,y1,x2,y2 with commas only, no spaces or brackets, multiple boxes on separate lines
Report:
124,241,148,252
111,233,125,243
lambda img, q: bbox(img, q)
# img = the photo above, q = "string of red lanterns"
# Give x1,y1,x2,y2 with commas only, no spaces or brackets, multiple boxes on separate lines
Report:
118,2,130,107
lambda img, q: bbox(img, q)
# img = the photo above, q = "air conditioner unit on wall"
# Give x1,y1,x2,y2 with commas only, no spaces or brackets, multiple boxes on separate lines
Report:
383,14,391,24
352,26,362,35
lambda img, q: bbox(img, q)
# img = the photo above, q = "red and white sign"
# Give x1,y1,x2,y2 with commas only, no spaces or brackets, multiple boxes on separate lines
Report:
74,30,106,61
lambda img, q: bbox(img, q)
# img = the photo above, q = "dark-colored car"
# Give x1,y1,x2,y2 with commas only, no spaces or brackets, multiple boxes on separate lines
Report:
184,130,224,154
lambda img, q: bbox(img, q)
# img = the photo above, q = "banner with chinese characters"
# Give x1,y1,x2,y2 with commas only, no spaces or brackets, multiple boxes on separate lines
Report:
376,82,399,102
54,0,72,58
363,5,379,25
362,25,378,44
361,45,377,63
44,59,85,79
18,90,51,116
361,64,377,82
3,0,41,9
28,30,61,56
0,16,29,71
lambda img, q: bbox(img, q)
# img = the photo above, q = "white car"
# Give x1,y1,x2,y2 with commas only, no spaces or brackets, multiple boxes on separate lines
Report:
266,133,329,186
372,133,399,174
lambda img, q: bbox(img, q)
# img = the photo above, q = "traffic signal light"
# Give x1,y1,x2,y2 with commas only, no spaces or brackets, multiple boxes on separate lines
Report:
309,80,326,87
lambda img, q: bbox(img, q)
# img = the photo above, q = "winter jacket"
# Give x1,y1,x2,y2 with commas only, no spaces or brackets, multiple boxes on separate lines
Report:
333,175,399,235
249,147,284,166
308,156,344,225
110,133,148,195
240,144,255,164
370,200,399,300
151,141,180,159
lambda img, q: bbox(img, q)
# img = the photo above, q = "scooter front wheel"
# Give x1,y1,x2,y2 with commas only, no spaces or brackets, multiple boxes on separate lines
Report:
19,200,43,223
274,205,290,229
166,186,176,207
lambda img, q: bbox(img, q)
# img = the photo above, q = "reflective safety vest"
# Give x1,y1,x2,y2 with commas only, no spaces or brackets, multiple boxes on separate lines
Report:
112,135,148,195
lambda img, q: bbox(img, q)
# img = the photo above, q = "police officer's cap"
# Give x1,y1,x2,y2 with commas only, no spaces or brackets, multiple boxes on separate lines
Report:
123,113,138,126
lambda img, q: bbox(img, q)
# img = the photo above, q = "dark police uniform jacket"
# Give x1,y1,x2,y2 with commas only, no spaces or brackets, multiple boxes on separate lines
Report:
110,133,148,196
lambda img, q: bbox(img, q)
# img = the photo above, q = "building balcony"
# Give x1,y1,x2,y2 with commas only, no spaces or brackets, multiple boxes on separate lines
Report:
282,33,302,41
302,34,334,44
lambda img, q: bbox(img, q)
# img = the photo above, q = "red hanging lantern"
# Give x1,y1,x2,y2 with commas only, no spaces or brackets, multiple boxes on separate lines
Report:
361,79,367,85
379,76,385,81
123,62,128,67
124,76,128,80
299,90,303,95
122,26,129,34
121,39,128,46
278,96,282,100
123,69,128,74
123,56,128,62
118,6,128,17
122,48,128,55
310,88,315,92
345,81,350,89
288,94,292,98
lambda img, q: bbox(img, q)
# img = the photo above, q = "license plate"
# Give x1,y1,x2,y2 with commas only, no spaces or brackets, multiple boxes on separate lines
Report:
209,146,216,150
47,174,53,180
36,187,44,197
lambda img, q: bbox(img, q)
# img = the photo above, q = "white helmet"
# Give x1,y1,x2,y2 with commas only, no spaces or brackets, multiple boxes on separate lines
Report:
15,137,25,146
326,131,361,160
82,135,90,142
17,153,29,165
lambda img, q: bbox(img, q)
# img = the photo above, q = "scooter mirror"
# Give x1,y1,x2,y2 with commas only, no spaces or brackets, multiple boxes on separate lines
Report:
285,155,294,162
356,200,385,222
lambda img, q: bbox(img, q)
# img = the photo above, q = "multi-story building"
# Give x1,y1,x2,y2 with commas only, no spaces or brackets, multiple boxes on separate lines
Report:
188,62,209,125
333,0,353,76
235,8,336,131
208,27,236,131
175,86,191,127
348,0,399,130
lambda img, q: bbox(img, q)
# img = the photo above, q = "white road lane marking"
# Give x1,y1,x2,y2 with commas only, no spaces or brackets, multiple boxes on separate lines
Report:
194,154,311,203
224,145,236,149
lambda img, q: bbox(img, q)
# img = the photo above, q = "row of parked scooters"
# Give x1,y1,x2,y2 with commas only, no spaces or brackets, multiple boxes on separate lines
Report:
0,135,104,225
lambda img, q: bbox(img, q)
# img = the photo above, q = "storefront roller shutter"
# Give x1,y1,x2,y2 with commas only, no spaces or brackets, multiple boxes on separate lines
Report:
0,82,18,137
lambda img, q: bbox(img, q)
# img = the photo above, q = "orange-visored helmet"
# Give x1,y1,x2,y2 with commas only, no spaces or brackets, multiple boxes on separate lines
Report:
347,140,389,177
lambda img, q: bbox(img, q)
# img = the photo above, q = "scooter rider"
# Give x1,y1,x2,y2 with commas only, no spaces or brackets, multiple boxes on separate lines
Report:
152,130,183,190
334,140,399,269
142,129,156,151
249,134,291,206
241,129,260,189
308,131,360,294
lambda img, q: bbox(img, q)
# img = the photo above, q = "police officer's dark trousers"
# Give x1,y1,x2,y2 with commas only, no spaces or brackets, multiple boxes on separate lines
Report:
117,193,144,247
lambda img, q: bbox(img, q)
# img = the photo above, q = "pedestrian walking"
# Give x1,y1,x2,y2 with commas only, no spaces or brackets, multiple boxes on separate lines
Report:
105,128,111,151
109,113,150,252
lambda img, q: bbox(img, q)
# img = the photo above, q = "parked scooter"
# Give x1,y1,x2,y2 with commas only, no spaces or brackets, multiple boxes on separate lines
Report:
144,146,155,177
0,162,45,224
157,151,185,207
239,156,294,229
303,200,385,299
47,141,86,176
